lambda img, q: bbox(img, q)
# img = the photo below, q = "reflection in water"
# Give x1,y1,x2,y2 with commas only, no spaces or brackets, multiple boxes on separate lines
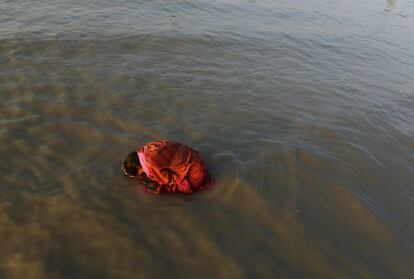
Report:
387,0,397,8
385,0,397,11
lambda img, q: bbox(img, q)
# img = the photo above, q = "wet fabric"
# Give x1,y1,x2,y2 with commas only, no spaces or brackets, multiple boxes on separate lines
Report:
137,140,211,194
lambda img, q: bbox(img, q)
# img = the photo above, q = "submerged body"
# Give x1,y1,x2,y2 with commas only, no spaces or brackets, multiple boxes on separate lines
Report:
123,140,212,194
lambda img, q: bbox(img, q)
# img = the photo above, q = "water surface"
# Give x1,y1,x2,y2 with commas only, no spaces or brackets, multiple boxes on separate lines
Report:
1,0,414,278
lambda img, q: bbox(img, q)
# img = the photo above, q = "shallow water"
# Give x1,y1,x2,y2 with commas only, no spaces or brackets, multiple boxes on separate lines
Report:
1,0,414,278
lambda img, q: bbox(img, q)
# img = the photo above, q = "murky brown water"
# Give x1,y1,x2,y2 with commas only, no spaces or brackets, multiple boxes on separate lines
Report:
1,0,414,278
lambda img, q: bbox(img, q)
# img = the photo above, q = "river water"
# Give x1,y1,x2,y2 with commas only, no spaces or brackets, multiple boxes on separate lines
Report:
1,0,413,278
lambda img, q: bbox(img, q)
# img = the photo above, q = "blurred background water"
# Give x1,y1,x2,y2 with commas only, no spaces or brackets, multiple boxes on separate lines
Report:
0,0,413,278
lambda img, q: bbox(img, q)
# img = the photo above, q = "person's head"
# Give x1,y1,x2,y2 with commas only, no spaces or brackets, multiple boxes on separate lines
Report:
122,151,144,178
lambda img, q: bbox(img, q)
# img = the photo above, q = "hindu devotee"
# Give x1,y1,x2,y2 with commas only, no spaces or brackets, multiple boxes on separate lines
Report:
122,140,212,194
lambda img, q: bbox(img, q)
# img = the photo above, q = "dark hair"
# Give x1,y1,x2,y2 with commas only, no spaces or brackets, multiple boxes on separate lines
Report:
123,151,141,177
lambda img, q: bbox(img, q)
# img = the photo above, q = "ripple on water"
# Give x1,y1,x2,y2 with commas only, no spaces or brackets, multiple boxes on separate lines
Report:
1,0,414,277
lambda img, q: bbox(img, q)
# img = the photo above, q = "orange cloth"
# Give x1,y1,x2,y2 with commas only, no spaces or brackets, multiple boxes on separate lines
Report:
137,140,211,194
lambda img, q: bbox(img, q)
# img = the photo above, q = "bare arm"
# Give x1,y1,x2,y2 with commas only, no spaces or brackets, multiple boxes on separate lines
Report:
137,177,160,191
122,164,161,192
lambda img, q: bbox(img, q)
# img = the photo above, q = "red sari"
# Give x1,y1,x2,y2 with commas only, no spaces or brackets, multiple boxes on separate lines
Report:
137,140,211,194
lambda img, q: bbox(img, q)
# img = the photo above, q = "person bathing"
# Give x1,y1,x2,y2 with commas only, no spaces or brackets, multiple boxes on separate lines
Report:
122,140,212,194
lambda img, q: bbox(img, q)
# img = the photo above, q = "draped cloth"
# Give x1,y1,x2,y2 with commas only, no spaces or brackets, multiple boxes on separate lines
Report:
137,140,211,194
